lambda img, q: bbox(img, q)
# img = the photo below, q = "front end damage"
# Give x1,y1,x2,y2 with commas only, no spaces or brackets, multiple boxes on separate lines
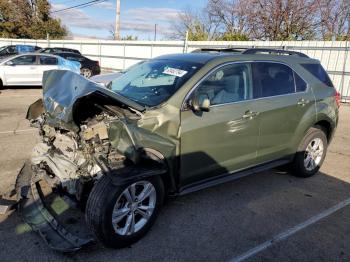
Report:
17,70,178,251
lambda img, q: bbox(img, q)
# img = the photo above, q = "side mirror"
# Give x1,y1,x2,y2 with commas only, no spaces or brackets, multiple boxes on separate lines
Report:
5,61,14,66
191,94,211,112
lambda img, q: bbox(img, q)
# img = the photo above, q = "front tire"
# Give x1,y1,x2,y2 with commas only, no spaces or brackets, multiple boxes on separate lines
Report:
292,126,328,177
85,175,164,248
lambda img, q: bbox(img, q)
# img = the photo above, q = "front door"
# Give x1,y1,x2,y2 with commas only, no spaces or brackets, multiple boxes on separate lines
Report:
4,55,39,85
180,62,260,186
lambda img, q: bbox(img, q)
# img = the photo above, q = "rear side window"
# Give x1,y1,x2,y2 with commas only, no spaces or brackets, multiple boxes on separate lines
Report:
301,63,333,87
294,72,307,92
66,55,84,62
39,56,57,65
252,62,295,98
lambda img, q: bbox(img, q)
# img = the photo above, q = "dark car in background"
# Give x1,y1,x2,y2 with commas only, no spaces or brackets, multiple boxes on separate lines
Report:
55,52,100,77
38,47,81,55
0,45,41,58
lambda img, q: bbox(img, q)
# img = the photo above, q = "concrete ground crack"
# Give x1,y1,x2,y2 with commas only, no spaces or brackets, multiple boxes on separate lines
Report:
329,150,350,157
13,120,21,135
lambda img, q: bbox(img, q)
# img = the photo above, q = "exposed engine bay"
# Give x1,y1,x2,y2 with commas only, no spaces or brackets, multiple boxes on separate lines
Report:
31,110,125,198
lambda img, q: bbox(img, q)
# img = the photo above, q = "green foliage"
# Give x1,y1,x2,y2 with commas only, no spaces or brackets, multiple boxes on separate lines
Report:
122,35,139,40
216,32,249,41
187,23,209,41
0,0,67,39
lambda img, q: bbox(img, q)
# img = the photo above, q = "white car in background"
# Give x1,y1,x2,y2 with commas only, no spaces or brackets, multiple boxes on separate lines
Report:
0,53,81,88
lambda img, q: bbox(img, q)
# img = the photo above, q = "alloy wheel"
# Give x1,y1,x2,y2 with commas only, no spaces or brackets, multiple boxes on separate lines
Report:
111,181,157,236
304,138,324,171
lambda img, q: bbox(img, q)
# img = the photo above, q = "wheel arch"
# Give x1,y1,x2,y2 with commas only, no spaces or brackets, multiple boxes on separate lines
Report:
102,147,177,195
314,112,337,143
141,147,177,194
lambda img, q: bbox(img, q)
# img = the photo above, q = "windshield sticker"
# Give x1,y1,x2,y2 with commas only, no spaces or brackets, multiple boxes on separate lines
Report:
163,68,188,77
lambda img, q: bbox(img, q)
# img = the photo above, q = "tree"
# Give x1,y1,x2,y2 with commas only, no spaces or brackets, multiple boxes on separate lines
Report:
172,8,221,40
241,0,320,40
207,0,249,37
316,0,350,40
0,0,67,39
173,6,251,41
174,0,349,41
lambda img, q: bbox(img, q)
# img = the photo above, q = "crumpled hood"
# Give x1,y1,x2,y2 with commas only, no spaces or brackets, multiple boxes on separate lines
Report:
39,70,145,130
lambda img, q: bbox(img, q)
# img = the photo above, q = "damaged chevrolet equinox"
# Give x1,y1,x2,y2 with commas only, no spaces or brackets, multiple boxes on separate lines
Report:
23,48,339,250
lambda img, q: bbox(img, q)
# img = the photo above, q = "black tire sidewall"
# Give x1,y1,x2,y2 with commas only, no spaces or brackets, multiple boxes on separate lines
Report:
89,175,164,248
293,127,328,177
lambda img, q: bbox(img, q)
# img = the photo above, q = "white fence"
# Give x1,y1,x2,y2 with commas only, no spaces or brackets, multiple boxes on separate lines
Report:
0,38,349,102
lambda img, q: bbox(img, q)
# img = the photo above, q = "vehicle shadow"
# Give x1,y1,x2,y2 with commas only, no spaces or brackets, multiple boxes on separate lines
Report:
1,85,42,90
0,153,350,261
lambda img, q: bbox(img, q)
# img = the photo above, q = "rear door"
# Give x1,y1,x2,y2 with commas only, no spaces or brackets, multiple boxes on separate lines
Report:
3,55,39,85
251,62,314,163
38,55,59,83
180,62,260,186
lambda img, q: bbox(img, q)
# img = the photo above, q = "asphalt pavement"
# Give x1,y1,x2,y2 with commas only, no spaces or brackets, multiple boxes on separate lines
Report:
0,87,350,262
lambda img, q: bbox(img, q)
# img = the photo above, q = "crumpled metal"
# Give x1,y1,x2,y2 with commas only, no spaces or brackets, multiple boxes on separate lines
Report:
41,70,144,131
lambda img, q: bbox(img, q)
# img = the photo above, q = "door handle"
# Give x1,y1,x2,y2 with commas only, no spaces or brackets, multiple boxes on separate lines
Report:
30,66,36,69
297,98,310,106
242,110,259,119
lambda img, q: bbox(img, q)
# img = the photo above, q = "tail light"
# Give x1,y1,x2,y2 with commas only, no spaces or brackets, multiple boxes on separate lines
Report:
335,90,341,108
96,61,100,67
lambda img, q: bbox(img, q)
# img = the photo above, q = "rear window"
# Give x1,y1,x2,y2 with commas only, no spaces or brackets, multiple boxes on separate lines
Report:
301,63,333,87
39,56,57,65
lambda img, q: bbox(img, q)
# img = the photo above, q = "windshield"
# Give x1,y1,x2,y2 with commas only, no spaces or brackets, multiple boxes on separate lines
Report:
109,59,203,107
0,46,9,54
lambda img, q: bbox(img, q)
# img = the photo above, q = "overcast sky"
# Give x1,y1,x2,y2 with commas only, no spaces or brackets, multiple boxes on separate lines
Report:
50,0,206,40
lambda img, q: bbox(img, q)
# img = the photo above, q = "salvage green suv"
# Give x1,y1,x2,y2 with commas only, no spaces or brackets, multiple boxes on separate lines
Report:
24,48,339,250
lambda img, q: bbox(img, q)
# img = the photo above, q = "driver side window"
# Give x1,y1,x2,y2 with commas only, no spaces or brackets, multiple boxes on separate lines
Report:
194,63,253,106
11,55,36,65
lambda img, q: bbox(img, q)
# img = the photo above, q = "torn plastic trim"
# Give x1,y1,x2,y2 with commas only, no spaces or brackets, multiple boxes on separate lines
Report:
17,163,94,252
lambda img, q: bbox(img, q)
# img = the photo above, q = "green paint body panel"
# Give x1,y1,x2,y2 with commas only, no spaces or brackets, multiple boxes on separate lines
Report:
33,52,339,192
133,53,338,190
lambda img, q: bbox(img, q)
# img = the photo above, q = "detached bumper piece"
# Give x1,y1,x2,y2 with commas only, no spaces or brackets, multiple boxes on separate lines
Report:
16,162,95,252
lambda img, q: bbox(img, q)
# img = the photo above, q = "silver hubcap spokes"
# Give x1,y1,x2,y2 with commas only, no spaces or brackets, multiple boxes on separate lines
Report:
82,68,91,78
304,138,324,171
112,181,156,236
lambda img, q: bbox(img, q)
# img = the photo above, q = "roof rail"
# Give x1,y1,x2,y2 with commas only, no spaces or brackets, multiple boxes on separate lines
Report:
191,48,248,53
242,48,309,58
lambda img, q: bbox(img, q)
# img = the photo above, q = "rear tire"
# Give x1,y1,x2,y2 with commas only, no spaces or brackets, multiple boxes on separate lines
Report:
292,126,328,177
85,174,164,248
81,68,92,78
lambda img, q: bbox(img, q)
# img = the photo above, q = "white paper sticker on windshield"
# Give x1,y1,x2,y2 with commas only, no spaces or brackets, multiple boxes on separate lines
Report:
163,68,188,77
